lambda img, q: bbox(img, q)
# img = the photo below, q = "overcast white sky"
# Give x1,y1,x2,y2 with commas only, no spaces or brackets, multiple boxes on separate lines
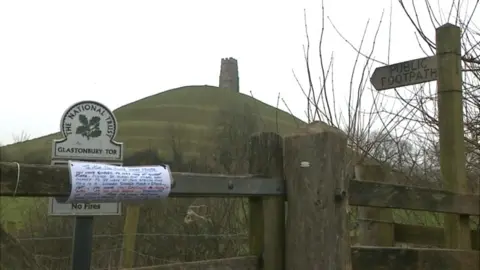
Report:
0,0,464,145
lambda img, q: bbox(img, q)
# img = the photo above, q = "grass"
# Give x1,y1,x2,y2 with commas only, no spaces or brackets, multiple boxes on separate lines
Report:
0,198,33,225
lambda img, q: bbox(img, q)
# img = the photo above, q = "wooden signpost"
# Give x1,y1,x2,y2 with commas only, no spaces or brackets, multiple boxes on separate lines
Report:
49,100,124,270
370,23,470,249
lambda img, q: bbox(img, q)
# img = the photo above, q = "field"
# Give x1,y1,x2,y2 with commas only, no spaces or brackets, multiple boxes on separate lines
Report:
3,85,475,269
0,84,302,237
0,85,307,269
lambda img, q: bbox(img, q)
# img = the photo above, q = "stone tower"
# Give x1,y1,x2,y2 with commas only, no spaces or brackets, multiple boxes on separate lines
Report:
219,57,239,93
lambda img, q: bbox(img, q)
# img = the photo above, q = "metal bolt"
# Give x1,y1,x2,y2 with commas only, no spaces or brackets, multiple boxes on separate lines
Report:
228,181,234,190
334,188,346,201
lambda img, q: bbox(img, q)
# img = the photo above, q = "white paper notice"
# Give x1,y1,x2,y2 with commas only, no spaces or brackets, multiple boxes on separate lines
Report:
66,161,172,203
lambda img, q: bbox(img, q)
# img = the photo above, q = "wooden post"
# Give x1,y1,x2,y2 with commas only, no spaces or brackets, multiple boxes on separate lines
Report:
284,129,351,269
355,164,394,246
436,23,471,249
248,132,285,270
248,196,263,257
120,205,140,269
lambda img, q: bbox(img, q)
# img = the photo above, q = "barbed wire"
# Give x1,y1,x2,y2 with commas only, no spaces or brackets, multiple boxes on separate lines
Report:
15,232,248,241
33,247,174,261
91,256,254,270
15,236,249,269
34,247,126,260
7,245,244,270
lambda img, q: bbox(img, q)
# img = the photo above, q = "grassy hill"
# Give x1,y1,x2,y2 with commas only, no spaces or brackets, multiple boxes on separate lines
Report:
0,85,304,227
0,85,303,162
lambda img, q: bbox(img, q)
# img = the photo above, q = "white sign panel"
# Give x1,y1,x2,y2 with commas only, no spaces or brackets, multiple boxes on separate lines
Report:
52,100,123,161
49,198,121,216
370,56,437,91
66,161,172,203
48,160,122,216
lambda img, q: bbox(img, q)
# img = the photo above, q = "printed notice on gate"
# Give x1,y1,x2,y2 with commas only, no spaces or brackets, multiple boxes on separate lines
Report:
66,161,172,203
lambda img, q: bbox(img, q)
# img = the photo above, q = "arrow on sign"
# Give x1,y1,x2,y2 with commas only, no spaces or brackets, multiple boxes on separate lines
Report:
370,56,438,91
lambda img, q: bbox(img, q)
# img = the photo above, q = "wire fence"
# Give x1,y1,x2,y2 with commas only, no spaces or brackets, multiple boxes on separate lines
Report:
32,247,250,270
15,231,250,270
32,247,179,269
15,233,248,242
1,197,252,269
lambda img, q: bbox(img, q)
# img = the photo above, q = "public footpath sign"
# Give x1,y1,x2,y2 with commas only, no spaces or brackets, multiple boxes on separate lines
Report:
370,56,437,91
49,100,124,270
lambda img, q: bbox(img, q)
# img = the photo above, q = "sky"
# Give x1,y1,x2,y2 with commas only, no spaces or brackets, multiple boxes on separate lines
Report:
0,0,464,145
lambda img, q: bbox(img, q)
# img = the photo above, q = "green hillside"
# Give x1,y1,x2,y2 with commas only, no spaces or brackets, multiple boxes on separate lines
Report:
1,85,303,162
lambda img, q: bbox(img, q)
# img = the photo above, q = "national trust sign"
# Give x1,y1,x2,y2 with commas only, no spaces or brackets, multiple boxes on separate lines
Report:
52,100,123,161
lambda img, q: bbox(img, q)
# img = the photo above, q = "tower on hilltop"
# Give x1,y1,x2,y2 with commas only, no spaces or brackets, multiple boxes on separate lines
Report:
219,57,239,93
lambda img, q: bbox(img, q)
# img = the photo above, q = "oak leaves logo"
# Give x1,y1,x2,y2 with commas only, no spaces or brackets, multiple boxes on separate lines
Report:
75,114,102,140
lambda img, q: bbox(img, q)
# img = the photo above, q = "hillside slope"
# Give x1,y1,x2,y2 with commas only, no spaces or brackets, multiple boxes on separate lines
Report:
1,85,303,162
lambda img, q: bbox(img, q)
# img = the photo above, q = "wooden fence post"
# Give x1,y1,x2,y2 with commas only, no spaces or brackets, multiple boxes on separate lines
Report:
248,132,285,270
284,129,351,269
355,164,394,246
120,205,140,269
436,23,471,249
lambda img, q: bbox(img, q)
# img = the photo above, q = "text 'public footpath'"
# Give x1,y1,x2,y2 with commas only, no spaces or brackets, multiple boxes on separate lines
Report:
380,58,438,88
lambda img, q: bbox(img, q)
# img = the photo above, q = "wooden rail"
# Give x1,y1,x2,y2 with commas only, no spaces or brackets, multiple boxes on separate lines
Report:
352,220,479,250
392,223,480,249
115,247,480,270
351,247,479,270
120,248,480,270
350,180,480,215
119,256,259,270
3,162,478,217
0,162,283,197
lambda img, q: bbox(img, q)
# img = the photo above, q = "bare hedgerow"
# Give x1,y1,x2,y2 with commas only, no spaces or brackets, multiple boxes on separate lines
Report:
295,0,478,231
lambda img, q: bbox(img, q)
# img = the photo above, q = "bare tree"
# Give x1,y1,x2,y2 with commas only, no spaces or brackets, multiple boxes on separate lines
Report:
12,131,30,143
211,103,259,174
297,0,478,180
296,0,478,231
294,2,408,178
394,0,479,190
